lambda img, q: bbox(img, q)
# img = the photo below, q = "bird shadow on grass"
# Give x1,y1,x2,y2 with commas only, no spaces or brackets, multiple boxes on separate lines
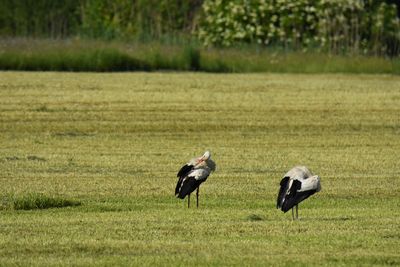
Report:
246,214,266,222
296,216,355,222
317,216,354,221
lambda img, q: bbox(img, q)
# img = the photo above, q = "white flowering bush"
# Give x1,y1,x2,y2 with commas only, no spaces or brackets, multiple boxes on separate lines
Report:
198,0,318,47
198,0,400,55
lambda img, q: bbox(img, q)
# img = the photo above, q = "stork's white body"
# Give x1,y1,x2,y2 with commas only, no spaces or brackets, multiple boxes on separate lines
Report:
175,151,216,208
277,166,321,220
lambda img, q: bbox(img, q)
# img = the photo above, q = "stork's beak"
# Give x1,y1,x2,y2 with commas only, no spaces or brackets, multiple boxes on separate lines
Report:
197,151,210,164
196,156,205,164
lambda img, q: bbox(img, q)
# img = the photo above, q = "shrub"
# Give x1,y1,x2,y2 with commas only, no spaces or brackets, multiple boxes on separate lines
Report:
198,0,400,56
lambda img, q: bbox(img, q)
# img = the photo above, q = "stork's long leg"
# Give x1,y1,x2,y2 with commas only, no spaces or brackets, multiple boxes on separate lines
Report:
292,207,295,220
296,204,298,220
188,194,190,208
196,186,199,208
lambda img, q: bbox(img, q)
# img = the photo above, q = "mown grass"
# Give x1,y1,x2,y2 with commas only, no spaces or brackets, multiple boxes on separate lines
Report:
0,72,399,266
0,38,399,74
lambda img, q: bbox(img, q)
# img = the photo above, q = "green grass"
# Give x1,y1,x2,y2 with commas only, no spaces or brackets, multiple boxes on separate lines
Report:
0,72,400,266
0,48,151,72
1,193,81,210
0,38,399,74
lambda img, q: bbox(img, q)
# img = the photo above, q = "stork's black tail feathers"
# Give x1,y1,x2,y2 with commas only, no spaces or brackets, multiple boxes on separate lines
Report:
280,180,318,212
175,164,195,197
175,176,184,196
276,176,289,209
176,177,202,199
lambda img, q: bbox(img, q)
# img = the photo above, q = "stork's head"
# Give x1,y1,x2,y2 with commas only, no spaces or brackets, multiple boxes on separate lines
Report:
198,151,211,163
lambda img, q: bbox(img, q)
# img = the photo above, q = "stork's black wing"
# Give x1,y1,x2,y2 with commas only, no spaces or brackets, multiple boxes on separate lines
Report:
177,164,193,178
175,164,194,196
281,180,317,212
176,176,203,199
277,176,290,209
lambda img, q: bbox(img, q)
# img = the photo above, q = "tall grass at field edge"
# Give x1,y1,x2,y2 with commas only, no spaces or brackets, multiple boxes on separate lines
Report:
0,39,398,73
0,49,151,72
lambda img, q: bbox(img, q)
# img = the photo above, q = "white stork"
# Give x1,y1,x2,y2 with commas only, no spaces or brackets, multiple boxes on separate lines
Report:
175,151,216,208
277,166,321,220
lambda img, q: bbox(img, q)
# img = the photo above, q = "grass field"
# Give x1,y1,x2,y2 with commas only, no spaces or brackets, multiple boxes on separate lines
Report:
0,72,399,266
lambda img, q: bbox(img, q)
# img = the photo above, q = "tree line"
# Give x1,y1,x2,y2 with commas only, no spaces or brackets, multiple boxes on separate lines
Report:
0,0,399,55
0,0,203,39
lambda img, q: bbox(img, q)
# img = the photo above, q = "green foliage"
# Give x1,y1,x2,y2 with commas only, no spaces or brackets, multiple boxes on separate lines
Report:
0,39,398,73
0,72,399,265
369,1,400,55
0,0,202,40
80,0,136,39
183,45,201,70
0,45,150,72
0,0,80,38
0,0,399,55
198,0,400,56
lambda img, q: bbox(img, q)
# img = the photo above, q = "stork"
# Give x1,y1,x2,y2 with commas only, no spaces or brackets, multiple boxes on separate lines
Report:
277,166,321,220
175,151,216,208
